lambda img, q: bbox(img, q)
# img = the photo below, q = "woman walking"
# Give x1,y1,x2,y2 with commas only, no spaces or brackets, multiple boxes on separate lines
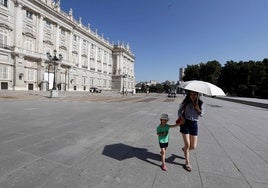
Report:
177,91,203,172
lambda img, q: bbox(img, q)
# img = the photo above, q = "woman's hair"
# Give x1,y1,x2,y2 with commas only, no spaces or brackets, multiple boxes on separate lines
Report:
182,91,203,109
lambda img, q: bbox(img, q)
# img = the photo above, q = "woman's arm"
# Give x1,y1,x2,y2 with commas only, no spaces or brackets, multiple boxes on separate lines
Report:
177,104,185,117
194,103,202,114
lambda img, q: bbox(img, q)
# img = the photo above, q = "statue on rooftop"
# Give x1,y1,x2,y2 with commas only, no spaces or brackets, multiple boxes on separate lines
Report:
69,8,73,17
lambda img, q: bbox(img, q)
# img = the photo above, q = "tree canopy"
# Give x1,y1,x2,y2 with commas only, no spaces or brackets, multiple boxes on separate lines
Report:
182,59,268,99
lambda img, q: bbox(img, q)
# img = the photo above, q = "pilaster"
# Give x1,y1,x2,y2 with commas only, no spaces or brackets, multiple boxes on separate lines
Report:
68,31,73,63
78,36,82,68
14,3,23,49
55,24,60,51
37,15,44,53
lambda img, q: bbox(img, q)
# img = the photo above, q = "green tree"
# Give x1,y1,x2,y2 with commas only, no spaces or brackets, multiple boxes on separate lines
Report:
149,84,164,93
141,83,146,93
218,61,239,95
258,59,268,98
183,64,200,81
182,58,268,98
249,61,265,97
236,61,252,96
199,60,221,84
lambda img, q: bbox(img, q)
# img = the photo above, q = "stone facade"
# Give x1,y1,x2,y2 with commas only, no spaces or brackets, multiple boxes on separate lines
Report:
0,0,135,92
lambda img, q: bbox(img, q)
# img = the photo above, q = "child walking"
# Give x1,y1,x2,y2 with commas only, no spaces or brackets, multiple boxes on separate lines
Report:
156,113,184,171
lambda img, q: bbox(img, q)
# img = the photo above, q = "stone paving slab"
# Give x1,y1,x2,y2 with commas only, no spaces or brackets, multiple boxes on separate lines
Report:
0,93,267,188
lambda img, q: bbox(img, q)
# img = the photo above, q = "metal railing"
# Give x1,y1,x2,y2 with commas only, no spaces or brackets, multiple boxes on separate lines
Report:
0,43,12,50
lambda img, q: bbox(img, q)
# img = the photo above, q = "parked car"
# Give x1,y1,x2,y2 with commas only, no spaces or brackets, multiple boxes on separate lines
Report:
168,91,176,98
90,87,102,93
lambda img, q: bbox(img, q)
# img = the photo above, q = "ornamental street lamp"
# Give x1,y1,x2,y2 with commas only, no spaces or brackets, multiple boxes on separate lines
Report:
47,50,63,90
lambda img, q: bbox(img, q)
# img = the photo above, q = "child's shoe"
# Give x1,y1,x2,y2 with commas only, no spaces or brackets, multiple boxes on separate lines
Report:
161,164,167,171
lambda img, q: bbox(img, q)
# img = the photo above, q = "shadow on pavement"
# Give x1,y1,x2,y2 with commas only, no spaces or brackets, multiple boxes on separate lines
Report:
102,143,185,167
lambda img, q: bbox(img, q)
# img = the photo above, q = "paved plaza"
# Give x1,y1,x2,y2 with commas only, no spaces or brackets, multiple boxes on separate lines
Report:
0,92,267,188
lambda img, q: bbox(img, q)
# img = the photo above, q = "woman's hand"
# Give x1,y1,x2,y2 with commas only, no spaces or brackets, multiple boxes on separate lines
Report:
194,103,202,114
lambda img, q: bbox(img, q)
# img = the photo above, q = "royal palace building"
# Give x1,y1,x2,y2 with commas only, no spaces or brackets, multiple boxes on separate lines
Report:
0,0,135,92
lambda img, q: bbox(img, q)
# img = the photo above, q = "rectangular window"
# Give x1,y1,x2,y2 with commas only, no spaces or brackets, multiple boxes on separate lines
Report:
28,69,34,81
1,82,8,89
72,54,78,65
25,36,34,51
60,73,65,83
103,79,107,87
0,65,8,79
59,51,66,60
26,10,33,19
83,77,86,85
73,35,77,42
83,40,87,46
0,0,8,8
46,20,51,29
28,83,33,90
0,28,8,45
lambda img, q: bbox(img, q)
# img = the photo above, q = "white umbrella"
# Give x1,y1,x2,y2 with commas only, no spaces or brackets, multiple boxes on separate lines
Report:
179,80,225,96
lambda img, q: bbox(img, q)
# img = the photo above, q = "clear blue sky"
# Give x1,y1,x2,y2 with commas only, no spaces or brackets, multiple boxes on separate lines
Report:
60,0,268,83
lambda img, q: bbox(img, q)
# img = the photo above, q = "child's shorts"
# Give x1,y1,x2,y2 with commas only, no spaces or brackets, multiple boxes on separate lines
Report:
159,142,168,148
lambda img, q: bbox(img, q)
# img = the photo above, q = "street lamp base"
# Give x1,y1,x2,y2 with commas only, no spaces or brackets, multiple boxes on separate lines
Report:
50,90,59,98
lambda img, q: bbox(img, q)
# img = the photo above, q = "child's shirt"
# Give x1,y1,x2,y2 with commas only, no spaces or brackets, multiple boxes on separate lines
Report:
156,124,170,143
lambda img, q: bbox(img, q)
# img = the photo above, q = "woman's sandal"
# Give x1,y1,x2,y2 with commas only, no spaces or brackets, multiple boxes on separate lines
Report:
184,164,192,172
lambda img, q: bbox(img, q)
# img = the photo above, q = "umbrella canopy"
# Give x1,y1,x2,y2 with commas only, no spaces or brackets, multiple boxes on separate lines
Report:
179,80,225,96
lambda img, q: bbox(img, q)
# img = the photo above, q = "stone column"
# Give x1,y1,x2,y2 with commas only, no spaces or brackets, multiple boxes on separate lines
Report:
115,54,119,75
87,42,90,69
68,31,73,63
14,3,23,49
55,24,60,51
78,36,82,68
94,46,98,71
37,15,44,53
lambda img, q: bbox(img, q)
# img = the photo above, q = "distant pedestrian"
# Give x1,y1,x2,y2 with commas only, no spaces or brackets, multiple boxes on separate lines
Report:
156,113,184,171
177,91,203,172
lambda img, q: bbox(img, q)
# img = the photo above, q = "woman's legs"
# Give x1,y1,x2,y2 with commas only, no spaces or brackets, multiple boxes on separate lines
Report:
190,135,197,150
182,133,190,165
182,134,198,170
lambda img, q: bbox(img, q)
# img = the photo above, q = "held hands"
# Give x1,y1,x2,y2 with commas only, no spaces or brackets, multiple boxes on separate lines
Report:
176,116,185,126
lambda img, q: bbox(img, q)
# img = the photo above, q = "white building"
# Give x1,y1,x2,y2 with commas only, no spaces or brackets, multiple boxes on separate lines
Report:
0,0,135,92
179,67,185,81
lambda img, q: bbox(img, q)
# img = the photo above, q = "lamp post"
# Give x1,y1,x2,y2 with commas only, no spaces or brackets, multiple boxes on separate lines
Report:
122,74,127,95
47,50,63,97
